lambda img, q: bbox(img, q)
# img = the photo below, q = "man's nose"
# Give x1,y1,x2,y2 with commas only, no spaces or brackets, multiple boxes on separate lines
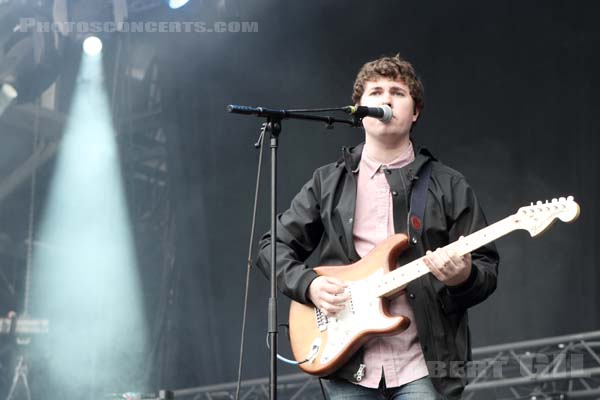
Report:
380,93,393,105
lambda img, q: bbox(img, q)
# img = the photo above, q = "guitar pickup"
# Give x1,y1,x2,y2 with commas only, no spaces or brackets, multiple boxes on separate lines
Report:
346,287,355,314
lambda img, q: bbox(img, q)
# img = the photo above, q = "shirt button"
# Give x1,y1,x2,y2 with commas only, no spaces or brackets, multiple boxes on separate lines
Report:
422,344,428,352
409,293,416,299
391,190,398,196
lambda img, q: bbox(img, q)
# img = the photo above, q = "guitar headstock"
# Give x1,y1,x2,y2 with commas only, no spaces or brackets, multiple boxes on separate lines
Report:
514,196,580,237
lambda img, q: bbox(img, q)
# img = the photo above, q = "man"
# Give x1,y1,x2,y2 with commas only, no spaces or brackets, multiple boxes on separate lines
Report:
256,54,499,399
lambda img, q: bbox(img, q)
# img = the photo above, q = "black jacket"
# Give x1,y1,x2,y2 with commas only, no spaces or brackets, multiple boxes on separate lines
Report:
256,143,499,399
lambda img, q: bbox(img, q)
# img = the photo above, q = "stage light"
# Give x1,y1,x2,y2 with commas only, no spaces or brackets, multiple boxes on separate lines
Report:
0,83,18,116
169,0,190,9
83,36,103,56
0,21,63,105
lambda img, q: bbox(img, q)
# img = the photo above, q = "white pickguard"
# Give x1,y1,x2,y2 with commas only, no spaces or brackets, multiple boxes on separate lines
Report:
319,268,398,365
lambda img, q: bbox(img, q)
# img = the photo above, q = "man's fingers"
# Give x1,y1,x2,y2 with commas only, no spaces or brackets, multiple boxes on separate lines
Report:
449,252,463,266
429,249,450,271
320,307,344,317
424,246,474,286
423,251,444,280
322,282,349,297
308,275,351,316
324,276,347,288
442,249,461,270
318,299,346,316
320,291,348,305
436,248,456,268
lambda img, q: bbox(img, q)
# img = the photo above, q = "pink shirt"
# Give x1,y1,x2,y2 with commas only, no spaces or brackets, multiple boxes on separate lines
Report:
352,142,429,388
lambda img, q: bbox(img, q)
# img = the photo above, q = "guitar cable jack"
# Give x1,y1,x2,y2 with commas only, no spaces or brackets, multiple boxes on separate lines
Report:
265,326,309,365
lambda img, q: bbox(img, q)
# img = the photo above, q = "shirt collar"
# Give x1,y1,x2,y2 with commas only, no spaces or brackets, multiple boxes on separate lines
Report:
360,141,415,179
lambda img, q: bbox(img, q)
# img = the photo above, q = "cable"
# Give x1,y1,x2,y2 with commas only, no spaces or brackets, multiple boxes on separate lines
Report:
22,97,42,317
318,378,328,400
234,123,267,400
233,123,320,398
264,325,309,365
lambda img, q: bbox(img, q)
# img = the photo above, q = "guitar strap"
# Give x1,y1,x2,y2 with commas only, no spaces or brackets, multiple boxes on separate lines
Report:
408,160,432,247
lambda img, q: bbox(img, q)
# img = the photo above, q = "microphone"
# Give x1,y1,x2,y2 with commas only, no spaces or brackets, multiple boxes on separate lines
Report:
343,105,393,123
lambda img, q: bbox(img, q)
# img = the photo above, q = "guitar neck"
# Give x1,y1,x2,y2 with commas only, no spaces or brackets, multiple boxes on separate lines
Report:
374,215,516,298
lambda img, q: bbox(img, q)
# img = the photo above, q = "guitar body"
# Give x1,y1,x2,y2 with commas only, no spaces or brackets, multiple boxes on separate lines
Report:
289,233,412,377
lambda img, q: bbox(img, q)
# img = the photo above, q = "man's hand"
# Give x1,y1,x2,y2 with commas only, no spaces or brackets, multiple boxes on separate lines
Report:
307,276,349,317
423,239,472,287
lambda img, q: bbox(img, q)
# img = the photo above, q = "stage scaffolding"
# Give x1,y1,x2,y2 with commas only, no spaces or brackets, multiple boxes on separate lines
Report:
169,330,600,400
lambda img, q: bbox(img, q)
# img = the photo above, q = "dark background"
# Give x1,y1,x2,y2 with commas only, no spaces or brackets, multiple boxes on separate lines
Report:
0,0,598,394
156,0,599,389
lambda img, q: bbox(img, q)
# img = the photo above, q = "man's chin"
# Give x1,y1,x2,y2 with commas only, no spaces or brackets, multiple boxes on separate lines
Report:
367,130,408,140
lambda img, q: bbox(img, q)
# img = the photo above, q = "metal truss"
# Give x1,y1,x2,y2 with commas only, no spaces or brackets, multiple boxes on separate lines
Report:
463,330,600,399
0,104,64,204
0,55,166,203
172,373,325,400
127,0,163,14
169,330,600,400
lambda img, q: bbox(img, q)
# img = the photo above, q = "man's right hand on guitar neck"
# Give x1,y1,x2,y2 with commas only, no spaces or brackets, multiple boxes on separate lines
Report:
307,276,350,317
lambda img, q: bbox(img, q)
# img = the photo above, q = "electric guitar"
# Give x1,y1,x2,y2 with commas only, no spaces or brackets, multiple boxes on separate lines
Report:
288,196,580,376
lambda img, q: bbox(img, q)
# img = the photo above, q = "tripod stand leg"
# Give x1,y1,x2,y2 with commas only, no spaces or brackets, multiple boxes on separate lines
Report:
5,356,31,400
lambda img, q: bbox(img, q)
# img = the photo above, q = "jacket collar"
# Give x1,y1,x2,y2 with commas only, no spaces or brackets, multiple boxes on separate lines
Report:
361,142,416,178
339,141,437,177
338,142,364,173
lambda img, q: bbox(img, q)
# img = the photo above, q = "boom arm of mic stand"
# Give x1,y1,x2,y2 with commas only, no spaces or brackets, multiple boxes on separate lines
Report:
227,105,361,128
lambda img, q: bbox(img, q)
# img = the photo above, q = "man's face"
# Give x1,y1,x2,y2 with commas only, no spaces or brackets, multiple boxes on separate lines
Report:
359,78,419,143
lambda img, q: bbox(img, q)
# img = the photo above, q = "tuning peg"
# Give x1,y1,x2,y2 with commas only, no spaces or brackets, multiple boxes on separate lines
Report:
536,201,543,205
552,198,558,203
567,195,574,201
559,197,566,202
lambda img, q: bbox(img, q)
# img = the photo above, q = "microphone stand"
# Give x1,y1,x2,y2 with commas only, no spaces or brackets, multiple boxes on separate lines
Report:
227,105,357,400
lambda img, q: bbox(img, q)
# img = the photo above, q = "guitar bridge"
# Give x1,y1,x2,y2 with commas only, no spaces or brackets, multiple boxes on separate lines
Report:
314,307,328,332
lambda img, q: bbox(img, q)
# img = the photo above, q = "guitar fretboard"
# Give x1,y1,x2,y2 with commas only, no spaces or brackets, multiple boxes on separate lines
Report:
374,215,516,298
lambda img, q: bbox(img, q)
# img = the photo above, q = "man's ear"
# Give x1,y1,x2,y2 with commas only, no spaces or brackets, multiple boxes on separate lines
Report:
412,107,420,122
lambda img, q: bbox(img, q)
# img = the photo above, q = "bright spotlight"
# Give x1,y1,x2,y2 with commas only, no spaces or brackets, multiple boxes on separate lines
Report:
1,83,18,100
169,0,190,9
83,36,103,56
0,83,18,116
31,34,147,398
